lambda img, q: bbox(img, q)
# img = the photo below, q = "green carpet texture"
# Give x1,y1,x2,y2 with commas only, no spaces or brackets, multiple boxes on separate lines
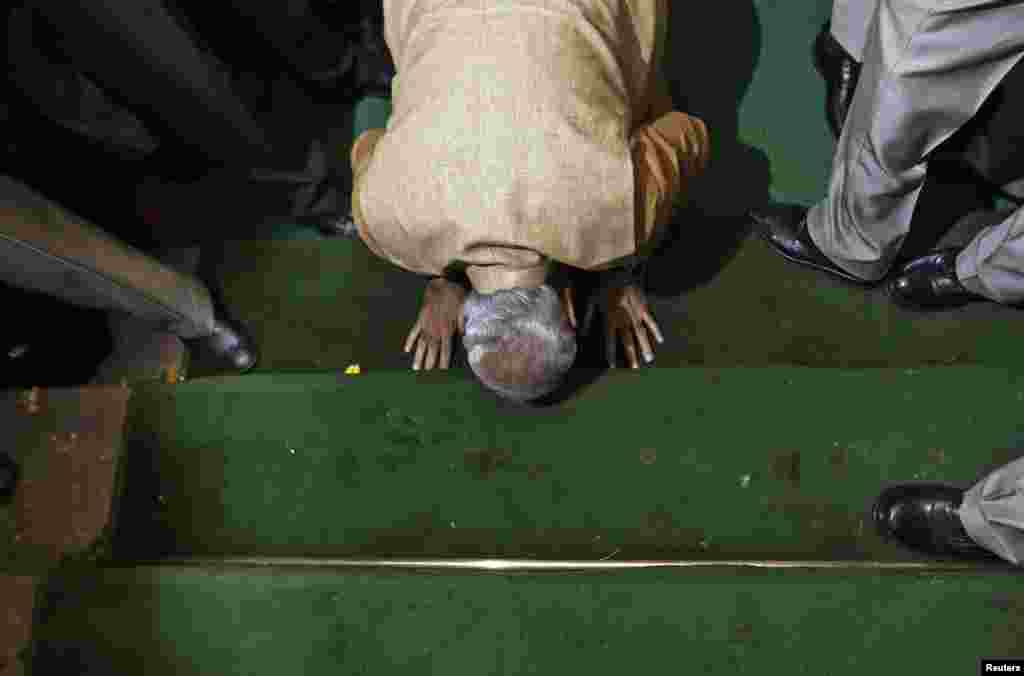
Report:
30,566,1024,675
109,368,1024,561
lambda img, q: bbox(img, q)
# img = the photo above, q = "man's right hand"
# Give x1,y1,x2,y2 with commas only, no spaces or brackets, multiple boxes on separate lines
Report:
404,278,467,370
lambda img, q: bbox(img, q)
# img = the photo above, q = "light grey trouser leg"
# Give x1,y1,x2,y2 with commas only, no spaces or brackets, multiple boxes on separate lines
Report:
955,206,1024,303
959,456,1024,565
806,0,1024,282
0,176,216,339
830,0,878,61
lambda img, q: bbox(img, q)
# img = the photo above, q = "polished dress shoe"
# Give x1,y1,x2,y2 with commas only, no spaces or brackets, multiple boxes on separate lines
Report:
813,21,861,139
749,203,870,284
872,483,998,560
192,319,259,372
191,251,260,374
888,248,983,310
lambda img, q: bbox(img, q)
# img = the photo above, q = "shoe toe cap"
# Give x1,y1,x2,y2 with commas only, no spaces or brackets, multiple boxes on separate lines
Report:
871,483,965,538
889,276,912,296
205,321,258,372
230,347,258,372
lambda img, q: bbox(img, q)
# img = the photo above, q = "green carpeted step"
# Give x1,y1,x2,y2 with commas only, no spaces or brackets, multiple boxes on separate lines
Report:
29,564,1024,675
203,233,1024,378
110,367,1024,561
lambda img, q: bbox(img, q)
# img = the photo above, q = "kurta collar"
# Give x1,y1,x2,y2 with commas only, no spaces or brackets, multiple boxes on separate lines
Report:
466,260,552,293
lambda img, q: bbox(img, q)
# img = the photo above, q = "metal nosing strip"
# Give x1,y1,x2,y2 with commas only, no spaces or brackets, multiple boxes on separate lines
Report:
120,557,1006,572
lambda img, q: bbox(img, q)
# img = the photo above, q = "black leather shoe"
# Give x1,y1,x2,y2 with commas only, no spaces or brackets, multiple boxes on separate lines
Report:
749,203,870,284
192,251,260,374
888,248,983,310
193,319,259,372
813,21,861,139
0,453,18,503
872,483,998,560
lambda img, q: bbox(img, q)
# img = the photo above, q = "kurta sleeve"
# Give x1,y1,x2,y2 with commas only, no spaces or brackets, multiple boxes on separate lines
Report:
349,128,390,261
629,110,710,261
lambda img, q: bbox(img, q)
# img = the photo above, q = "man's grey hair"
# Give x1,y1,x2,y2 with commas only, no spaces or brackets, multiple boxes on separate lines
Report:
462,284,577,402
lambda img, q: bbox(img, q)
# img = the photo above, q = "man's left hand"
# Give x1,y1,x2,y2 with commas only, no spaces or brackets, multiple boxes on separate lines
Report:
583,282,664,369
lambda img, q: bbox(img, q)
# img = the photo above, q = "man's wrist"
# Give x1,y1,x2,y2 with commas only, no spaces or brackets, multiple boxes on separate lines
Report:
598,261,644,290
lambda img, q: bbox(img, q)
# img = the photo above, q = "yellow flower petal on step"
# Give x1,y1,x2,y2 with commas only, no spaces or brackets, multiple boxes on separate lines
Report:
345,364,361,375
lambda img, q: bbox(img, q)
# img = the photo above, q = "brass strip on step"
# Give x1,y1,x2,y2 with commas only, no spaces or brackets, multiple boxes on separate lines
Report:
126,557,1011,572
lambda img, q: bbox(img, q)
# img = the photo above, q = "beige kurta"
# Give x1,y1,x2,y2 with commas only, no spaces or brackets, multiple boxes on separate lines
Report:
351,0,710,290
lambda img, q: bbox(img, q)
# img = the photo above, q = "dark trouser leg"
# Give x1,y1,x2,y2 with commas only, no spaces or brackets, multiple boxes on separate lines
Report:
33,0,273,167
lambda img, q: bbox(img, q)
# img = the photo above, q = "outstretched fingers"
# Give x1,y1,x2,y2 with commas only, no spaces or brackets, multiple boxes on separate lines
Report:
404,323,421,353
634,320,654,364
642,310,664,344
560,286,578,329
620,327,641,369
440,334,452,369
413,338,427,370
424,342,439,370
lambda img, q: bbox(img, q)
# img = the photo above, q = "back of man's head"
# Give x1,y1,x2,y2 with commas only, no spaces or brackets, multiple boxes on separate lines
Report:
462,284,577,403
